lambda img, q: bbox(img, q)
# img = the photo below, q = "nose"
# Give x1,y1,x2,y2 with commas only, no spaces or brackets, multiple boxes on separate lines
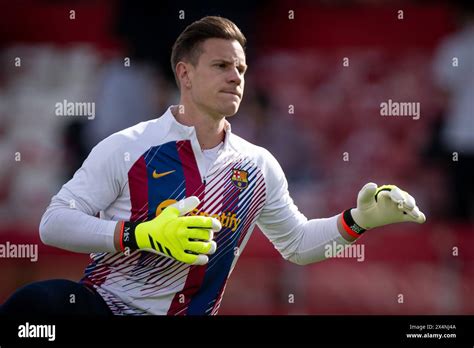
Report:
228,67,242,86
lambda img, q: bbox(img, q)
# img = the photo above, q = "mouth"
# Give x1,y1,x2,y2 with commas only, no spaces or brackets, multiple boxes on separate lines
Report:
221,91,241,98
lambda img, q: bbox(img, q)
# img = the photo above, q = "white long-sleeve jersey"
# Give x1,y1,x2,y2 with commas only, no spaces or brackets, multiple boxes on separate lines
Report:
40,106,350,315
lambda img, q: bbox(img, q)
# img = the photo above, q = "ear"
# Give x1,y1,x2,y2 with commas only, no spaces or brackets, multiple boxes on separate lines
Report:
176,61,192,89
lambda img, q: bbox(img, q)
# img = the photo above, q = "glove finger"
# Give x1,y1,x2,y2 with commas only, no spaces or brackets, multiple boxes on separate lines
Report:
402,192,425,223
142,244,214,265
403,199,420,219
389,187,416,211
377,190,391,203
183,216,222,232
182,216,215,229
389,187,406,209
191,254,209,266
403,206,426,223
357,182,378,207
169,196,200,216
403,193,416,210
210,217,222,232
186,227,212,241
417,211,426,223
159,206,181,219
389,188,424,221
384,186,418,221
178,252,202,265
167,249,202,265
186,240,216,255
208,240,217,254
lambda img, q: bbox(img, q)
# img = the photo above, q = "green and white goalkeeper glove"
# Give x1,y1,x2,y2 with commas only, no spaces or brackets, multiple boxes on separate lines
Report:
120,196,221,265
341,183,426,238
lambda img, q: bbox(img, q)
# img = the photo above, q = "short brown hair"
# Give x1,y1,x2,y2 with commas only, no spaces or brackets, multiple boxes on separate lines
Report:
171,16,246,87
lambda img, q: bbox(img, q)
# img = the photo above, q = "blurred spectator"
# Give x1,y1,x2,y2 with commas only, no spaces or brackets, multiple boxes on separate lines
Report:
0,45,102,227
82,60,168,153
432,2,474,221
115,0,262,82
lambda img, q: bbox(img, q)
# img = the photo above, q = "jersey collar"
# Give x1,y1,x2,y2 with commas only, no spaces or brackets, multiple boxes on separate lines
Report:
163,105,233,154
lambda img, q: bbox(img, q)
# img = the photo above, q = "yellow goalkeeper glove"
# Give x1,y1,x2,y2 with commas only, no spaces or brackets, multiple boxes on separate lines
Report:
120,196,221,265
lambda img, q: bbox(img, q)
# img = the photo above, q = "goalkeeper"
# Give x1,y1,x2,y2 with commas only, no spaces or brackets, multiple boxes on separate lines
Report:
1,16,425,316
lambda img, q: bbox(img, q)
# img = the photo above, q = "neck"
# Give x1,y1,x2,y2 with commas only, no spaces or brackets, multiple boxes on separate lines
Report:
171,101,226,150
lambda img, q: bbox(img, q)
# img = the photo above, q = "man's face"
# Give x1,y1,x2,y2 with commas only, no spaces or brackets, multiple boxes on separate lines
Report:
185,38,247,118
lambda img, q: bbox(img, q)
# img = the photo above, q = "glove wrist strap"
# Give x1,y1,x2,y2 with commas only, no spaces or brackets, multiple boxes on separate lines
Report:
341,209,366,238
120,221,140,252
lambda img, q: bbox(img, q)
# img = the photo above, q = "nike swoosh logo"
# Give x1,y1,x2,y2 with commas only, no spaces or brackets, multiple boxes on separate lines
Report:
152,170,176,179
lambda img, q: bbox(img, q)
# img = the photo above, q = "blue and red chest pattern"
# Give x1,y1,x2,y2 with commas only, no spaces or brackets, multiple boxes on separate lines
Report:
86,140,266,315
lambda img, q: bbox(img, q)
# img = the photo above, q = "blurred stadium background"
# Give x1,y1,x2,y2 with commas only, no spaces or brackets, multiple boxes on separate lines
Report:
0,0,473,314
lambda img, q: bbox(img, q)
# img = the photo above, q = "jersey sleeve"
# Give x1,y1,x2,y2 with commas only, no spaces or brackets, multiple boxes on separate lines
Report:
60,134,126,215
39,133,128,253
256,148,308,258
256,148,351,264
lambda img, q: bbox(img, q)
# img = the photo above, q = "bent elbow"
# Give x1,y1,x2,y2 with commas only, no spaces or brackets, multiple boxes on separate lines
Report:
286,252,309,266
286,251,326,266
39,211,55,247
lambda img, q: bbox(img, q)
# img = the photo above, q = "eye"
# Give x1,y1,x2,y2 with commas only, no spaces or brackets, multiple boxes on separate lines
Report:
215,63,226,69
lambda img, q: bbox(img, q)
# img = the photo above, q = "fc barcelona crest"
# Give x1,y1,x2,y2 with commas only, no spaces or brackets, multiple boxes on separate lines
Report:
231,169,249,190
